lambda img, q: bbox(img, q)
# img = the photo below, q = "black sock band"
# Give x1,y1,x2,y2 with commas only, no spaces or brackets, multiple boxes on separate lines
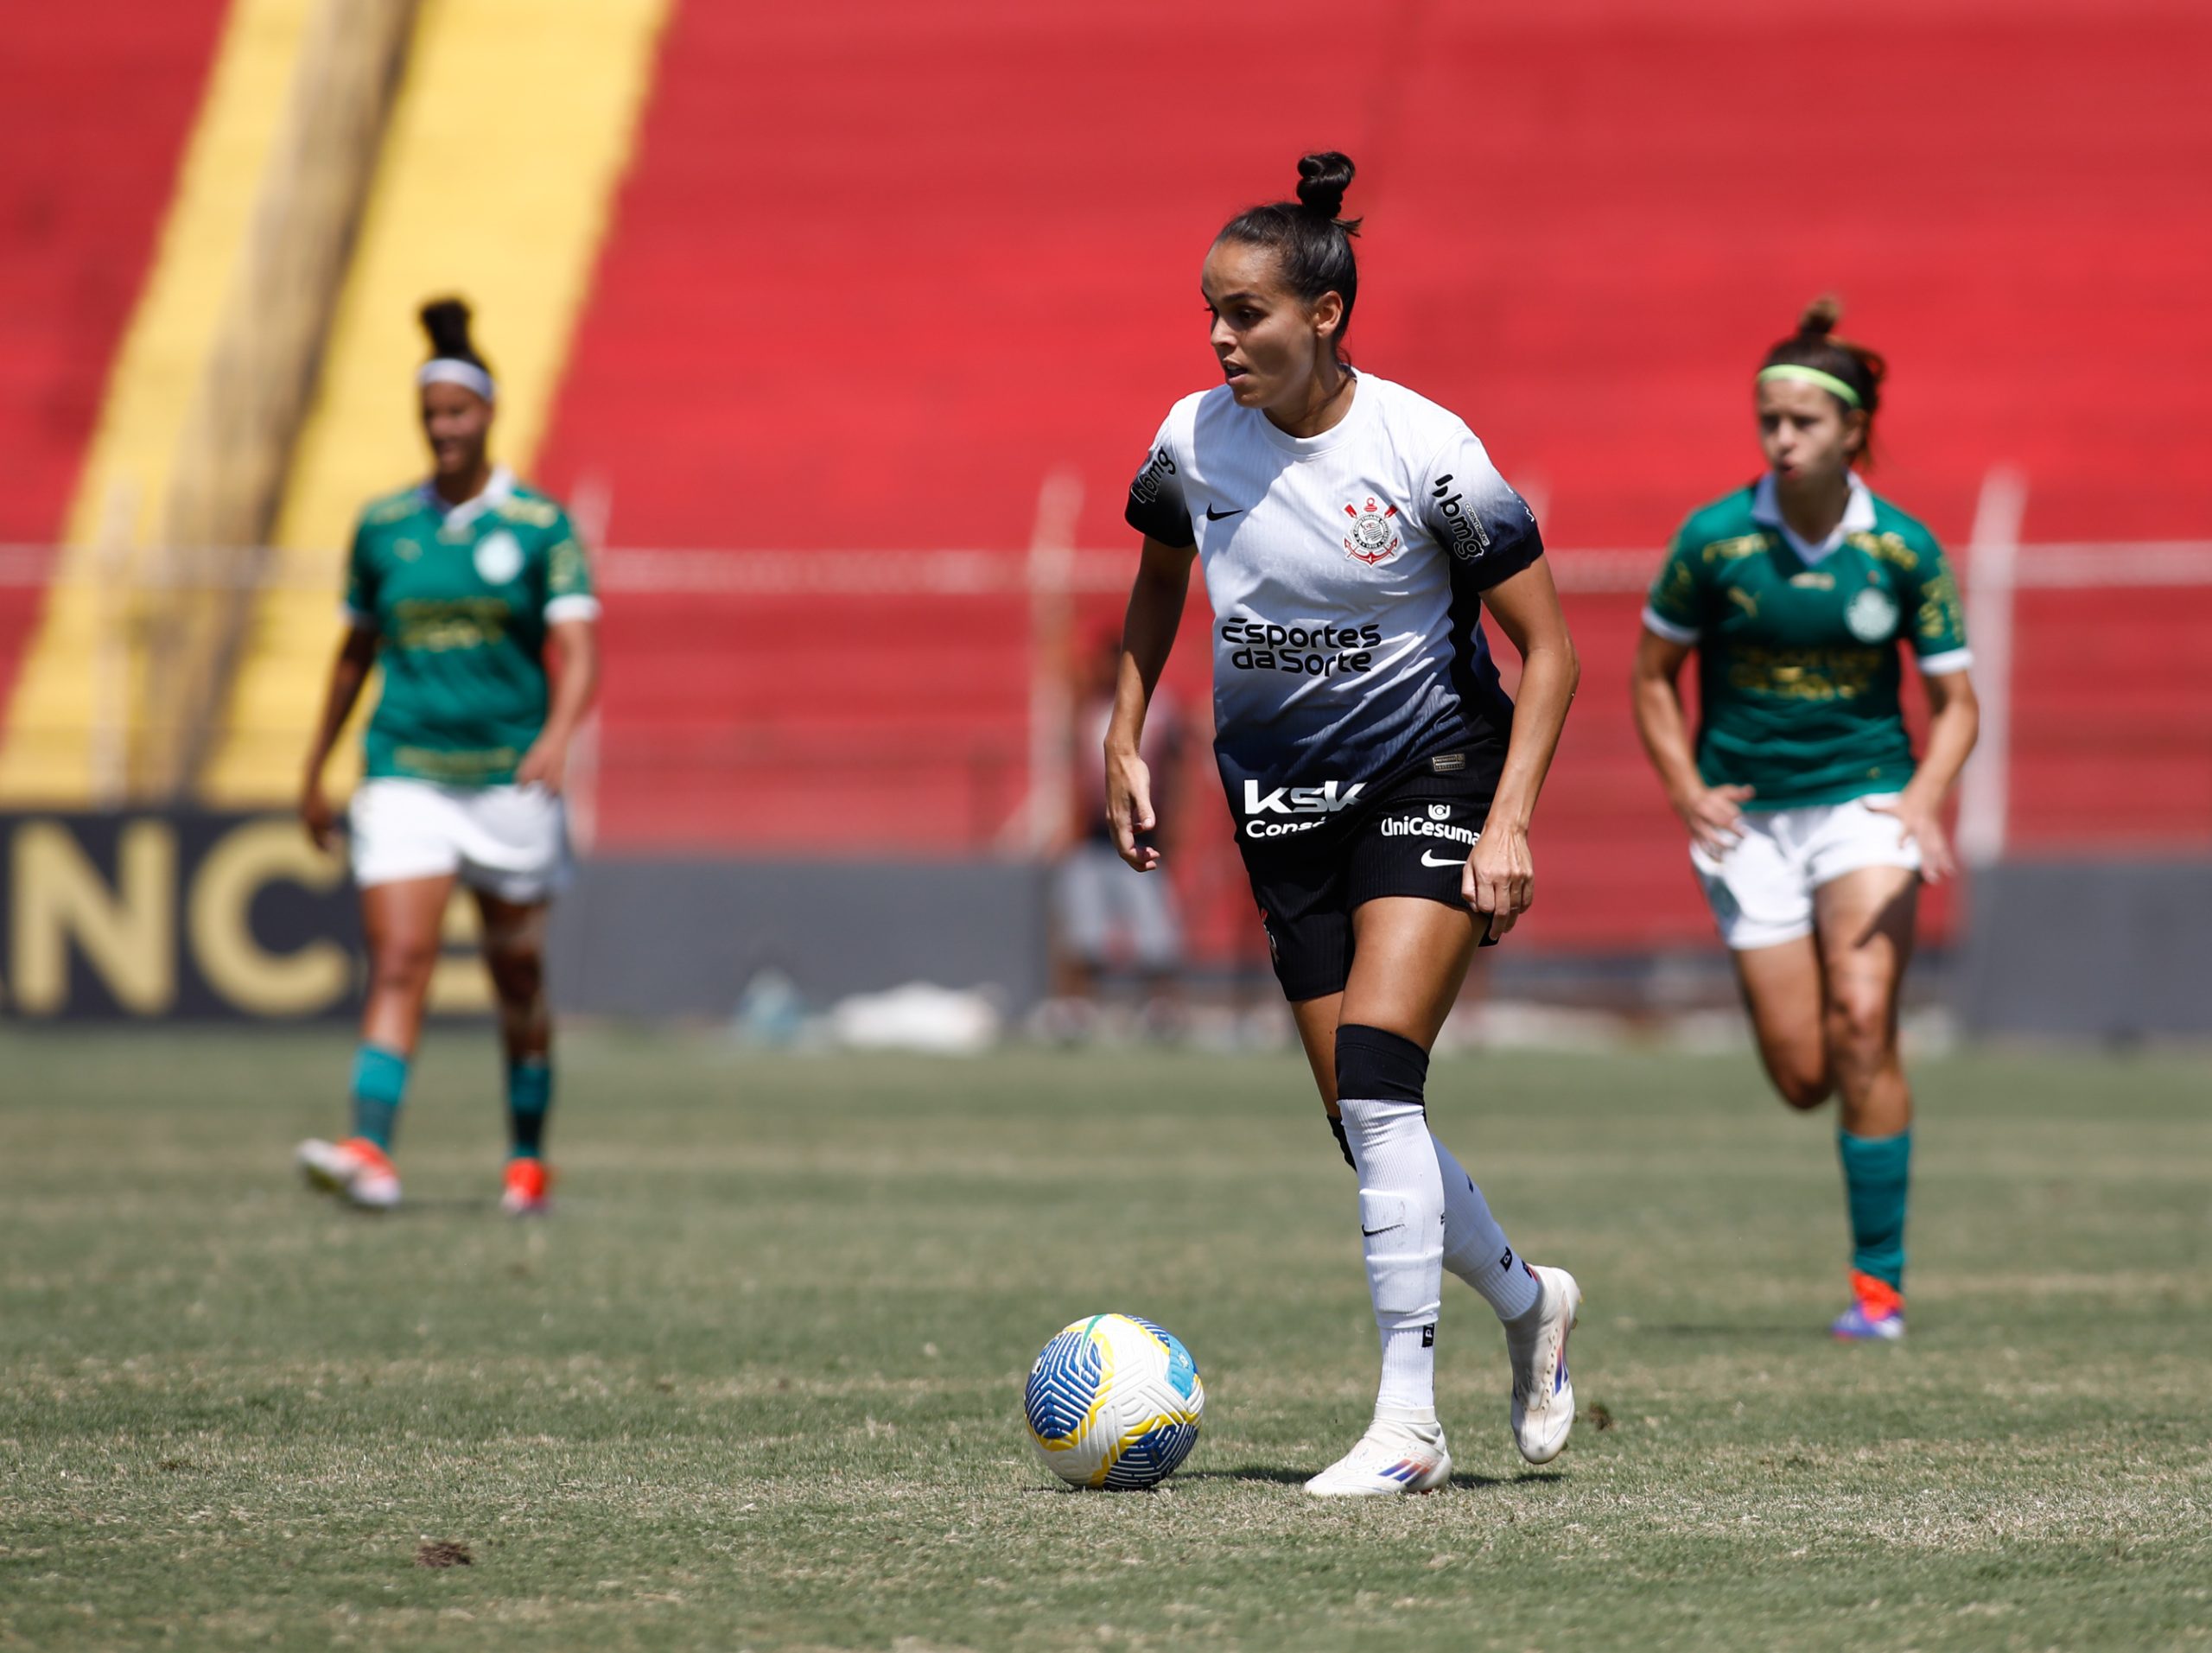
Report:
1334,1023,1430,1106
1328,1114,1355,1168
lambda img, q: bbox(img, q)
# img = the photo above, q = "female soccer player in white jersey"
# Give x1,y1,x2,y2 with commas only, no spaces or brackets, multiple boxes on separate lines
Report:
1631,299,1979,1340
1110,154,1583,1496
294,299,600,1216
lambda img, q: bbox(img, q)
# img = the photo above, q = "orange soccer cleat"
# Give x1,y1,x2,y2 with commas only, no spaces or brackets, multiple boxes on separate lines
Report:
1832,1268,1905,1340
500,1157,553,1217
296,1136,401,1211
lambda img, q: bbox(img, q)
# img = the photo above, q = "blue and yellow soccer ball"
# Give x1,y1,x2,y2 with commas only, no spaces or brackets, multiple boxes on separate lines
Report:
1023,1313,1205,1490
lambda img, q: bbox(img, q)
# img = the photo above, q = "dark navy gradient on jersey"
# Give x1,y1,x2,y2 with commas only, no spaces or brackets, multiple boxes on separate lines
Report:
1125,442,1196,548
1125,374,1541,849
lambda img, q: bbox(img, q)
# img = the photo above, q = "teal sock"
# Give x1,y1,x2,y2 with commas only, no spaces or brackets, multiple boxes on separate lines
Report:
507,1059,552,1160
1837,1129,1911,1289
350,1046,410,1151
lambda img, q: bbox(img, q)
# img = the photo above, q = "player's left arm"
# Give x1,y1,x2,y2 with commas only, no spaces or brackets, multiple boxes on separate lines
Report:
1868,534,1979,882
1417,427,1571,937
516,520,601,793
1871,669,1978,883
1471,556,1579,937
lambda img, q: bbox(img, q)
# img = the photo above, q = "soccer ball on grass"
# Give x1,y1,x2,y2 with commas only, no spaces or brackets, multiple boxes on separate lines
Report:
1023,1313,1204,1490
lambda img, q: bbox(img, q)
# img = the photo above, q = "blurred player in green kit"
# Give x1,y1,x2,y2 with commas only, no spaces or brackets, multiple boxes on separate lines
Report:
295,299,600,1214
1631,299,1980,1339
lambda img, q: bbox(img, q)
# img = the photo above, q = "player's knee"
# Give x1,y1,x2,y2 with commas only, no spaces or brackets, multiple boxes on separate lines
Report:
1773,1069,1834,1110
1334,1024,1429,1109
368,933,439,994
1758,1036,1833,1109
1826,991,1892,1069
482,935,543,1000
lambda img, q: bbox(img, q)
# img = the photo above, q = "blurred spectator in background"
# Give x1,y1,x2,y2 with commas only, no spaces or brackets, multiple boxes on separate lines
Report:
1040,630,1185,1041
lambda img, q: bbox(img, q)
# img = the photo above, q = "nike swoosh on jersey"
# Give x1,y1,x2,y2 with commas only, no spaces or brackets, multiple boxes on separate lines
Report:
1421,849,1465,868
1205,505,1245,521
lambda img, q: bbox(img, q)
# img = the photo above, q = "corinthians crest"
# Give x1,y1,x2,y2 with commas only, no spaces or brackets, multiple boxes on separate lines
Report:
1342,497,1402,566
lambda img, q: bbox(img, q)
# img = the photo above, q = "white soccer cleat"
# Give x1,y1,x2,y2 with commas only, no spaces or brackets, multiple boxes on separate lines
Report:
1303,1421,1452,1497
296,1136,401,1211
1507,1264,1580,1465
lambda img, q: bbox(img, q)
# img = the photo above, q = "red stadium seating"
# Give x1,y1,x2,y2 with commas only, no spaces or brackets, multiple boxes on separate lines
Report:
537,0,2211,951
546,0,2210,547
0,2,231,704
539,0,2209,952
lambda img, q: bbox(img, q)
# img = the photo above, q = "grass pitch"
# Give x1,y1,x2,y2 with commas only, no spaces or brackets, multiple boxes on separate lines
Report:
2,1027,2208,1651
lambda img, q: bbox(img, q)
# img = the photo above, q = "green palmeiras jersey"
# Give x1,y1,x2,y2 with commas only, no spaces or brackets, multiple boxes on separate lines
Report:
1643,473,1970,810
343,467,599,787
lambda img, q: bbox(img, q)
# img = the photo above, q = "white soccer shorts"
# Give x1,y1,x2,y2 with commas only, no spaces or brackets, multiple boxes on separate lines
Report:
349,778,572,904
1690,793,1921,950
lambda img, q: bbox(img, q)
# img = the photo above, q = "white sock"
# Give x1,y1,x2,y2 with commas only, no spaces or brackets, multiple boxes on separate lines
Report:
1432,1132,1541,1322
1338,1092,1445,1421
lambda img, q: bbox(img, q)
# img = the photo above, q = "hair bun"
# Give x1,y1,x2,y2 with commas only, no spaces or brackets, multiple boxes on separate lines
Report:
1796,295,1842,340
1294,151,1356,223
420,296,476,359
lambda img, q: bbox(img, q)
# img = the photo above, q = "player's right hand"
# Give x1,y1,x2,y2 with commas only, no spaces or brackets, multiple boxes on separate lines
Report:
1676,783,1753,856
300,777,337,854
1105,747,1161,872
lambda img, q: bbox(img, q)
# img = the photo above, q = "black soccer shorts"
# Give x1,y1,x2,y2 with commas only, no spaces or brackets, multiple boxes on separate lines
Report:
1238,759,1503,1002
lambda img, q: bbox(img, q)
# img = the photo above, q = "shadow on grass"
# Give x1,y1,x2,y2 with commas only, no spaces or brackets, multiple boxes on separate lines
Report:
305,1197,502,1216
1179,1465,1566,1491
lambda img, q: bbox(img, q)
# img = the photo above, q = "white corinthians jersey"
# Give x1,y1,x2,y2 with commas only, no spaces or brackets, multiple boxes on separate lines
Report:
1124,372,1543,846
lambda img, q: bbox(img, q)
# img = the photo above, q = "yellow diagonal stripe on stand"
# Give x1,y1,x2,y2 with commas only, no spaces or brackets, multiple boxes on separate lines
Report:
0,0,318,804
200,0,671,808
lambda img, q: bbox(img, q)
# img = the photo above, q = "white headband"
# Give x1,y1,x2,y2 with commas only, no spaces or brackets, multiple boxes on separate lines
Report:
417,359,496,401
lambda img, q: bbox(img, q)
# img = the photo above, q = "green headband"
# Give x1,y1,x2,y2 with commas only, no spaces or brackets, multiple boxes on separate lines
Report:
1758,363,1863,408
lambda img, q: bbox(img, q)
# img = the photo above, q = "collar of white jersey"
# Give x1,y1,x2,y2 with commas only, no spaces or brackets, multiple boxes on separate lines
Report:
1249,367,1376,456
421,464,516,531
1751,469,1874,565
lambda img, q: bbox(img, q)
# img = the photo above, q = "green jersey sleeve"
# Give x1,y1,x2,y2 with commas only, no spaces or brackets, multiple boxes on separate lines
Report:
540,508,600,622
342,516,378,628
1901,531,1970,673
1642,524,1709,644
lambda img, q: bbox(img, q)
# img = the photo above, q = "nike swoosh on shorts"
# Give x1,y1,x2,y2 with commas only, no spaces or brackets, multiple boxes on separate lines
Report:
1421,849,1463,868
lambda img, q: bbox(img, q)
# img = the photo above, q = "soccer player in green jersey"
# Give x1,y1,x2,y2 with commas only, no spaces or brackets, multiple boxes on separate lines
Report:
1630,299,1980,1339
294,299,600,1215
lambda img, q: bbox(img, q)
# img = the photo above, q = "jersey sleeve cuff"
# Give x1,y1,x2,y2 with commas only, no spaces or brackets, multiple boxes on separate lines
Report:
1916,646,1973,676
1640,605,1700,645
543,594,602,622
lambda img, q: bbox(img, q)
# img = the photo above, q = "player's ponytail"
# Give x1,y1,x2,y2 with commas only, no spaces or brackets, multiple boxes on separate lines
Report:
1758,296,1885,461
1217,151,1363,357
417,296,498,401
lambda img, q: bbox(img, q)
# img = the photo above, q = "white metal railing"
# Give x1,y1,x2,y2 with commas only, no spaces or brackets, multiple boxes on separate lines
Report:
11,541,2208,596
9,539,2202,597
4,492,2209,856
